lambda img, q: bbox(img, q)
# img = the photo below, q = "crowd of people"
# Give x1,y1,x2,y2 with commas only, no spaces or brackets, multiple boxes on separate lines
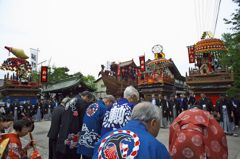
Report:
0,98,58,159
0,98,58,122
0,86,239,158
45,86,239,159
151,92,240,136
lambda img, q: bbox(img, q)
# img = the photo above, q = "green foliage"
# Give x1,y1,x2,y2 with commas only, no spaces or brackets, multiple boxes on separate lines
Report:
38,66,96,90
48,66,70,83
31,71,39,82
224,0,240,31
71,72,83,78
82,75,97,91
221,0,240,97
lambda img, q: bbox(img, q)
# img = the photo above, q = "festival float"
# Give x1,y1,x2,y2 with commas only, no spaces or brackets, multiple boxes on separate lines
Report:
0,46,40,104
186,32,234,105
97,45,185,99
98,60,138,97
138,45,185,100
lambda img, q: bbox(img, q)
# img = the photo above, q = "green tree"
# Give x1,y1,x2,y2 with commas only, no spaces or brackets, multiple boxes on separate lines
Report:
31,70,39,82
48,66,70,83
82,75,97,91
36,65,96,90
221,0,240,96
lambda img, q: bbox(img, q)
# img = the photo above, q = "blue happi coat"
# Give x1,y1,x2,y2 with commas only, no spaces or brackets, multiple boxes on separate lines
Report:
101,98,135,136
77,100,107,157
93,120,171,159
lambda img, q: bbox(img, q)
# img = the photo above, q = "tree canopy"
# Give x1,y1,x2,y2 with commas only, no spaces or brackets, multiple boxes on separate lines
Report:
221,0,240,97
32,66,96,91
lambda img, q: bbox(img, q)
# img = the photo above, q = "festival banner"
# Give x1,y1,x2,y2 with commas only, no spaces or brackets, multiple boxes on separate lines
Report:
187,45,195,63
139,55,145,72
41,66,48,83
30,48,39,71
117,64,121,77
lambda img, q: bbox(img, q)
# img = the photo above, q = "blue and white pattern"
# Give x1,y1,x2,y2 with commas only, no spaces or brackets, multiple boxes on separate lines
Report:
79,123,100,148
65,97,78,112
86,103,99,117
101,98,135,136
93,120,171,159
102,103,132,129
77,100,107,157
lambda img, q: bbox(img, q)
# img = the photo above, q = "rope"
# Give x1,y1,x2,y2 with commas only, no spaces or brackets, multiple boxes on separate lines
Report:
197,0,202,35
206,0,214,32
194,0,200,39
212,0,217,33
213,0,222,36
193,0,222,38
201,0,206,31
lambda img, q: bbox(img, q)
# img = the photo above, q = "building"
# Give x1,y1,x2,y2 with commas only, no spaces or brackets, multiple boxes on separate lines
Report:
94,77,107,99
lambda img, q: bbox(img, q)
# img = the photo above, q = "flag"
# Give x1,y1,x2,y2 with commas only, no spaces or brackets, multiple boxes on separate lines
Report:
30,48,39,71
41,66,48,82
139,55,145,72
117,64,120,77
187,45,195,63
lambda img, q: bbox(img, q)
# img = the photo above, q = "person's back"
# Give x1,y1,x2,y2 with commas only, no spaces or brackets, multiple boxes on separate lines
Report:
56,95,84,153
93,102,171,159
77,100,107,158
48,97,70,159
56,91,94,159
169,108,228,159
47,102,67,139
101,98,135,135
101,86,139,136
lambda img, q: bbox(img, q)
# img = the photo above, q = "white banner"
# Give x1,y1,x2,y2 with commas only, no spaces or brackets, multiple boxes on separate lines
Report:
30,48,39,71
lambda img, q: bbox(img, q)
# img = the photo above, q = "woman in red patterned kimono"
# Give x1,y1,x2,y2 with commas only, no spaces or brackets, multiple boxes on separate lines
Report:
169,108,228,159
1,119,34,159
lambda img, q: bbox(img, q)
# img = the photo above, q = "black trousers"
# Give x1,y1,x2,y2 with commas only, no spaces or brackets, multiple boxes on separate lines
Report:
49,138,57,159
56,151,67,159
82,155,91,159
234,111,240,126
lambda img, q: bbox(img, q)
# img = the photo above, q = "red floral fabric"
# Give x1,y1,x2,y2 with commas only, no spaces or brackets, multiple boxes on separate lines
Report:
169,108,228,159
0,133,27,159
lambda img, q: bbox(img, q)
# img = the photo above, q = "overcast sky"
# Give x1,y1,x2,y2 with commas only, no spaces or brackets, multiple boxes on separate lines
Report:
0,0,237,79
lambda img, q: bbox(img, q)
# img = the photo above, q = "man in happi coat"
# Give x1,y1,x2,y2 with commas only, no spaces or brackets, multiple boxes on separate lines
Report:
93,102,171,159
77,95,115,159
101,86,139,136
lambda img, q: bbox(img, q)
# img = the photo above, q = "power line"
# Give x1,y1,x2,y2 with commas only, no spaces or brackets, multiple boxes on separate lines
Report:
193,0,223,38
212,0,217,33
